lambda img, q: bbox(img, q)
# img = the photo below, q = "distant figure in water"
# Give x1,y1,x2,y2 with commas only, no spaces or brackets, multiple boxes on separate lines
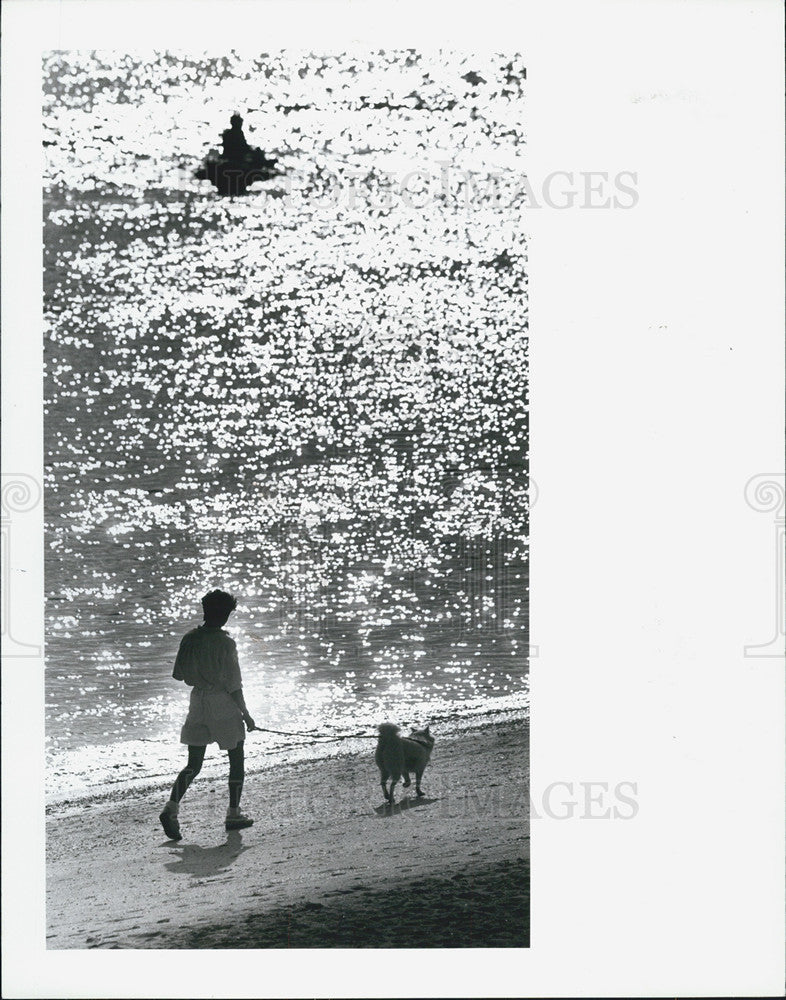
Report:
159,589,258,841
195,112,280,196
221,112,251,162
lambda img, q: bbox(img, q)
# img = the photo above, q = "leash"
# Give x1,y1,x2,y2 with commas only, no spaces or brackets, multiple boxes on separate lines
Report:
250,725,377,742
248,726,432,745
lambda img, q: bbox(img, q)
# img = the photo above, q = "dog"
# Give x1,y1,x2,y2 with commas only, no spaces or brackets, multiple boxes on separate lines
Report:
375,723,435,804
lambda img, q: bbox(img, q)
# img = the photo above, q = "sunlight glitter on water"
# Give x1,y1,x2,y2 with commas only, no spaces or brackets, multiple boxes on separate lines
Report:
43,51,528,796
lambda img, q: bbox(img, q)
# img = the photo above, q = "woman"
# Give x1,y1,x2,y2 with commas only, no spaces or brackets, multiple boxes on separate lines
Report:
159,589,258,841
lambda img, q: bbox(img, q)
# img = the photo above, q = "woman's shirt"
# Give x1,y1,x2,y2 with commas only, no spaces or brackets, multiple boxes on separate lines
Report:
173,625,243,693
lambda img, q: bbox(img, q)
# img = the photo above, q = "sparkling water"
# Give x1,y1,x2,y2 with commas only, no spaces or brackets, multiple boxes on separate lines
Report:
43,50,528,800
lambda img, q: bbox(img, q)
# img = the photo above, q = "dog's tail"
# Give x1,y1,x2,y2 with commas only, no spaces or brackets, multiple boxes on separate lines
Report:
376,723,404,779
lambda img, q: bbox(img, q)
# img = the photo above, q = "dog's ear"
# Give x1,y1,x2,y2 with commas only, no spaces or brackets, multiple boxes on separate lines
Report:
425,725,430,734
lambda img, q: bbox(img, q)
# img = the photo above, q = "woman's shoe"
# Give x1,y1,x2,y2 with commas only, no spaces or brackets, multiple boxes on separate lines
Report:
159,809,182,841
225,813,254,831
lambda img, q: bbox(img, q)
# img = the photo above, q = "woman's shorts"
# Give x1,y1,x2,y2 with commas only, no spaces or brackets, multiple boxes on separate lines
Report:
180,687,245,751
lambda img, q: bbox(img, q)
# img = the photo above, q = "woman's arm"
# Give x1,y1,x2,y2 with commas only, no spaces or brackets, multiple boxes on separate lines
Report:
224,638,256,729
230,687,256,731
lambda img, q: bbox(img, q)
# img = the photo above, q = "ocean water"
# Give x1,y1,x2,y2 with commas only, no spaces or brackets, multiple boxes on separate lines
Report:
43,51,528,801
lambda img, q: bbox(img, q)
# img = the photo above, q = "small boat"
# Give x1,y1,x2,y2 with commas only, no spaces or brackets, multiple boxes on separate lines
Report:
195,148,281,195
195,114,281,196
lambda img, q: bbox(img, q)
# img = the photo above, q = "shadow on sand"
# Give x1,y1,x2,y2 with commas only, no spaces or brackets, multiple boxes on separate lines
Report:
374,796,439,817
163,830,252,876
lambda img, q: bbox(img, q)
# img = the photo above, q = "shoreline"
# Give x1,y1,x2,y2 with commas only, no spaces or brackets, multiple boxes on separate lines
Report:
45,699,529,811
47,714,529,949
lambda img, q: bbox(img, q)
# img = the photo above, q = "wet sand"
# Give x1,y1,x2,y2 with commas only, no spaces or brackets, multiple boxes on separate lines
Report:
46,717,529,949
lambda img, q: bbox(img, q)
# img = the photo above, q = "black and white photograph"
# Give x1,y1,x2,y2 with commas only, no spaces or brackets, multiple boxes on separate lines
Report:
41,48,529,949
2,1,784,997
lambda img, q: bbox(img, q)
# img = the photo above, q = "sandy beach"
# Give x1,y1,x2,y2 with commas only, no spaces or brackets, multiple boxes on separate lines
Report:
46,716,529,949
